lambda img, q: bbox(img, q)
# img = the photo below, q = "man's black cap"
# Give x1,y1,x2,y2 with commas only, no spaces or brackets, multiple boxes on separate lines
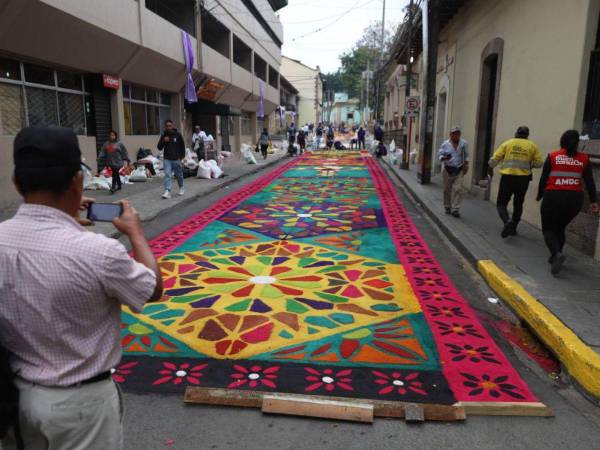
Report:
14,126,90,170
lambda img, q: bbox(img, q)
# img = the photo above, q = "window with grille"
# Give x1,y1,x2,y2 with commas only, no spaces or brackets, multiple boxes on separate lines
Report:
123,83,172,135
0,57,87,135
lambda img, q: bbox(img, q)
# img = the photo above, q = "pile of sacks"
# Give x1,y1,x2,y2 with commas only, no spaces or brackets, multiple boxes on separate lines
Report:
197,159,223,179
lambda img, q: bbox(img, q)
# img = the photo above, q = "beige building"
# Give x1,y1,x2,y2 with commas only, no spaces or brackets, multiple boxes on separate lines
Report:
0,0,286,211
280,56,323,126
385,0,600,259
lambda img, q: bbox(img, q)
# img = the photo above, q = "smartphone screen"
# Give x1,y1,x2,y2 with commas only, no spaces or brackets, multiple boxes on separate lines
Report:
87,203,123,222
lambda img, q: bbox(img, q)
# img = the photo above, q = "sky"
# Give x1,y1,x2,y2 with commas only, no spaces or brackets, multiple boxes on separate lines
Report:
277,0,409,74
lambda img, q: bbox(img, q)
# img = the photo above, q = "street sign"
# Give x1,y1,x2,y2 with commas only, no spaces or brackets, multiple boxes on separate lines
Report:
406,96,420,112
405,96,420,118
102,74,119,90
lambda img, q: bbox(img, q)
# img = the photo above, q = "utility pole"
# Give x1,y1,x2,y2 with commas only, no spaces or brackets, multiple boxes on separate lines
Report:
400,0,413,170
418,0,440,184
366,60,370,125
374,0,386,126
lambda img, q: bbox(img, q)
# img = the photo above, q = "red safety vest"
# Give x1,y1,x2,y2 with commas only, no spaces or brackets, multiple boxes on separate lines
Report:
545,148,589,192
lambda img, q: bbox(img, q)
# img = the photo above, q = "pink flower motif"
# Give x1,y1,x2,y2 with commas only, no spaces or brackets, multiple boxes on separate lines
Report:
305,367,353,392
153,362,208,386
372,370,427,396
111,361,139,383
228,364,279,389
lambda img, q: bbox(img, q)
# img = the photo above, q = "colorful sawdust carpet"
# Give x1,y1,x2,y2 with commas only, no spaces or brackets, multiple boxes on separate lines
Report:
117,151,540,406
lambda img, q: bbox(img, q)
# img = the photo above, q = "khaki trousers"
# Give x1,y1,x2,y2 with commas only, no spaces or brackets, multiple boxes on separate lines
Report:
2,378,123,450
442,169,465,211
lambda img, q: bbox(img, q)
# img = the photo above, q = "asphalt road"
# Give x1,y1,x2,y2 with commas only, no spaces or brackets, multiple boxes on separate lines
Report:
121,158,600,450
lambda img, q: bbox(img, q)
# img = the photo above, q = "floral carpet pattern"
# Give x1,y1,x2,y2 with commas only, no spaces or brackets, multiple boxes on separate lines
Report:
118,151,539,406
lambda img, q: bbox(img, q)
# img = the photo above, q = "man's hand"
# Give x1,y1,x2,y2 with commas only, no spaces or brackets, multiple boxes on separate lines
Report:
112,200,144,237
163,136,171,143
590,202,599,216
76,196,95,226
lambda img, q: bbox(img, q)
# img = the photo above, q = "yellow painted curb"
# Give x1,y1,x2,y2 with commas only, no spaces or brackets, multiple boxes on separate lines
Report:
478,259,600,399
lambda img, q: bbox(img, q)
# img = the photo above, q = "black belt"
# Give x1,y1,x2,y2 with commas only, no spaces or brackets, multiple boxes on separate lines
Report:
72,370,112,387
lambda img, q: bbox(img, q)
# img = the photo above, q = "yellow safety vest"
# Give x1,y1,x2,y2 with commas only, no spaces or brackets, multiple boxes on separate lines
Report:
489,138,543,176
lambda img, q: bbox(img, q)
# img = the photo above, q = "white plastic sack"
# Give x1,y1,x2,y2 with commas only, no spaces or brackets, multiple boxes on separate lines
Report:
220,151,231,158
85,177,111,191
129,166,148,182
82,164,94,189
389,139,396,154
197,160,211,179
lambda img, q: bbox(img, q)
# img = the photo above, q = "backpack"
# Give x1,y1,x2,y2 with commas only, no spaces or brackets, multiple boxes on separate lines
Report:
0,343,22,447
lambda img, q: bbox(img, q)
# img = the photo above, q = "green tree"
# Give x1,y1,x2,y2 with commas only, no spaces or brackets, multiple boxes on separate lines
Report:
324,21,397,120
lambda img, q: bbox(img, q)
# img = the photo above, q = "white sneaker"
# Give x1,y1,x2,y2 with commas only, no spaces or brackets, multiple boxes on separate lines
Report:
162,190,171,199
178,187,185,196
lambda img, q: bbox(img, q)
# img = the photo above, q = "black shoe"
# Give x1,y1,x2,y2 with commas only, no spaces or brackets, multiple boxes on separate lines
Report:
445,207,451,215
551,252,566,275
109,188,116,194
451,210,460,218
501,221,513,238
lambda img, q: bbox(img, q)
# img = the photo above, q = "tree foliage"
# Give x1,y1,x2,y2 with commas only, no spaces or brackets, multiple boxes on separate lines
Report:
324,21,398,119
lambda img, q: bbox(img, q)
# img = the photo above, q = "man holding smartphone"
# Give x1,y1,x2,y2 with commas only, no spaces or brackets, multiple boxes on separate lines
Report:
0,126,163,449
157,119,186,199
438,127,469,218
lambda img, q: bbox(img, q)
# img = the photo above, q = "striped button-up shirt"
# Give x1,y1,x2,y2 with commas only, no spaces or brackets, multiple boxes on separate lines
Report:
0,204,156,386
438,139,469,168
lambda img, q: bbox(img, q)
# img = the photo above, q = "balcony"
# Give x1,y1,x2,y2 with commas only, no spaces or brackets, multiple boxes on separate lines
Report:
145,0,196,37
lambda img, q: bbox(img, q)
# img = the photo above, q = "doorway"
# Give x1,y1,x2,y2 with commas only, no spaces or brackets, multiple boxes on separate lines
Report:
474,38,504,192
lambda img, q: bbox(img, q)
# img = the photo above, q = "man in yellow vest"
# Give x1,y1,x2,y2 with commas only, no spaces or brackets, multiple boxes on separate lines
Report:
489,126,543,237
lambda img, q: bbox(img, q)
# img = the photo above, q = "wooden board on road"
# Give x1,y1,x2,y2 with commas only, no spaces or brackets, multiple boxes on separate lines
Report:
184,387,467,422
262,394,374,423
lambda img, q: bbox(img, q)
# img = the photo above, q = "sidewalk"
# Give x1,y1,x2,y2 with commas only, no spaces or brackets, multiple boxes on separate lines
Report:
0,149,287,236
381,158,600,399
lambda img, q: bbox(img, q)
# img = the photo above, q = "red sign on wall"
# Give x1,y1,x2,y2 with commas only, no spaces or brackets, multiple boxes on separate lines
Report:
102,74,120,90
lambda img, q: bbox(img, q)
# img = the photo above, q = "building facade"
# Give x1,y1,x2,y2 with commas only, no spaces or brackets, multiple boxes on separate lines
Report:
327,93,362,127
0,0,286,210
280,56,323,127
385,0,600,259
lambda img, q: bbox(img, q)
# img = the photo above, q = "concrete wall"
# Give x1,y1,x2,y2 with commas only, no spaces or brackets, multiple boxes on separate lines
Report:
435,0,598,229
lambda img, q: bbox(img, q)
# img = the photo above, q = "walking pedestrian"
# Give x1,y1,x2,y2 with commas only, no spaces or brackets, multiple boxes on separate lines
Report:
438,127,469,217
326,126,335,150
374,123,384,142
0,126,163,450
297,128,306,153
192,125,206,161
357,126,366,149
315,123,323,150
98,130,130,194
158,119,186,199
259,128,270,160
489,126,543,237
536,130,599,274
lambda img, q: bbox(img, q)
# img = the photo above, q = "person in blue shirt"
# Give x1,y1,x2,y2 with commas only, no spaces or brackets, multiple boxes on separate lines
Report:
438,127,469,217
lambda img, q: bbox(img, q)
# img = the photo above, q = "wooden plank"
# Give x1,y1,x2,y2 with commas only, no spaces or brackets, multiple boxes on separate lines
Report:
262,394,374,423
184,387,466,421
404,403,425,423
458,402,554,417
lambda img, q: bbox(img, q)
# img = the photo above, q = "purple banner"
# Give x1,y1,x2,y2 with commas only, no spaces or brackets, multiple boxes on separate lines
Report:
182,31,197,103
258,79,265,118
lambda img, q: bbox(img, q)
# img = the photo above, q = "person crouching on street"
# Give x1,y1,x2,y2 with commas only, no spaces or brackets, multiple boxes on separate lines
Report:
489,126,543,237
158,119,186,199
98,130,130,194
438,127,469,218
536,129,599,275
0,126,163,449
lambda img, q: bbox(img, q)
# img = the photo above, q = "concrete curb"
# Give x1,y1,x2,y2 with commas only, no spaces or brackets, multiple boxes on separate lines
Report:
107,156,288,239
380,158,600,400
478,260,600,399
